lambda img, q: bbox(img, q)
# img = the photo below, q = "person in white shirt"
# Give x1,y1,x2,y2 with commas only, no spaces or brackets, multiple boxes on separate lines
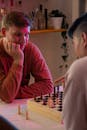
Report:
63,13,87,130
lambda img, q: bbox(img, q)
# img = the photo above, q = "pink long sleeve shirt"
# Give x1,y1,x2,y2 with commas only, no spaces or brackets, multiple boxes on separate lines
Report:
0,39,53,103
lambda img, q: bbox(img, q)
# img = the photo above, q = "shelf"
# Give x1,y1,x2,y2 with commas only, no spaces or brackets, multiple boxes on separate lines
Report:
0,29,66,38
30,29,66,34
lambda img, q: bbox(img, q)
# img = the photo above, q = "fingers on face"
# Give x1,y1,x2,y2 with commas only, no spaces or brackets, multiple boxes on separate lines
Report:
5,41,12,52
12,43,21,53
4,40,20,52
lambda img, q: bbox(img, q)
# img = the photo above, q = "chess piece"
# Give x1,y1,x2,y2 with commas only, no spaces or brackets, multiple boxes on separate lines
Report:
47,97,55,108
25,110,29,120
18,104,21,115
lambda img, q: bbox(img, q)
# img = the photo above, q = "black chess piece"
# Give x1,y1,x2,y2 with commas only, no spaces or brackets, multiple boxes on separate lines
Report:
42,96,48,105
57,91,63,111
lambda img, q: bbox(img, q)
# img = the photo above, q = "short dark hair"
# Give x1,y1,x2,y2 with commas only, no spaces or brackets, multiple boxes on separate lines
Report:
68,13,87,38
1,11,30,29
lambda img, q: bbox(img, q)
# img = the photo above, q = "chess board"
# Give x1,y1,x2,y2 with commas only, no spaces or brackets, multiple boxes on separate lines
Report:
27,85,64,123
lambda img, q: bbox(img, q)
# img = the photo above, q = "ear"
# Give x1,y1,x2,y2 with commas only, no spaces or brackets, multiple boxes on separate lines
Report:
82,32,87,48
1,27,6,37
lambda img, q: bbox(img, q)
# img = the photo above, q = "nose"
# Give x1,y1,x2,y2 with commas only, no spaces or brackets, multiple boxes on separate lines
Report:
22,35,26,43
24,34,29,42
19,34,29,44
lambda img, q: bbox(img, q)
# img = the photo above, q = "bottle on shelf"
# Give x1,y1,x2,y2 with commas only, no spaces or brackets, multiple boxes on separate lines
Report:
31,4,49,31
37,4,45,30
44,8,48,29
32,8,39,30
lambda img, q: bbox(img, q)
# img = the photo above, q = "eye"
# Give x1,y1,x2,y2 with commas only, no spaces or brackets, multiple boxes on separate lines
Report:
14,32,22,37
25,33,29,37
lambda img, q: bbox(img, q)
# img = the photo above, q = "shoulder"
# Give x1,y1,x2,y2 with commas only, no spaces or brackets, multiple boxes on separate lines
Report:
25,42,43,57
70,57,87,71
25,42,40,52
68,57,87,79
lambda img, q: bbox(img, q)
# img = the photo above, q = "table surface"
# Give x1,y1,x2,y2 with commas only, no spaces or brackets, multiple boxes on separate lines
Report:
0,99,64,130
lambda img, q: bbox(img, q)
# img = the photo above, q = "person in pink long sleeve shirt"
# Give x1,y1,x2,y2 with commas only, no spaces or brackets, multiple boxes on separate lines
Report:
0,11,53,103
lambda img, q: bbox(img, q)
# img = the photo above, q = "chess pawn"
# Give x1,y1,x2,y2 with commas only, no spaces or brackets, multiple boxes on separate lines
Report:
42,96,47,105
26,110,29,120
58,100,62,111
18,104,21,115
47,97,55,108
55,97,59,105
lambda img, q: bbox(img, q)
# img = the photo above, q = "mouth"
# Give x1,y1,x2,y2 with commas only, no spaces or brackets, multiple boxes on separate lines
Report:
20,43,25,50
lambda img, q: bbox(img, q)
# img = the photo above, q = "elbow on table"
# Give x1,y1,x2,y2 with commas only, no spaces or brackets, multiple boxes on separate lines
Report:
0,86,17,103
0,95,14,103
46,81,54,94
4,98,14,103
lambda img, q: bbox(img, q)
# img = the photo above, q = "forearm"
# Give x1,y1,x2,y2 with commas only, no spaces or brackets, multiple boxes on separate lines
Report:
16,80,53,99
0,62,23,103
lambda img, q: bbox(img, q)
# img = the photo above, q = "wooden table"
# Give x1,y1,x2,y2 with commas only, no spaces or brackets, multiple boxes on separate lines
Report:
0,99,64,130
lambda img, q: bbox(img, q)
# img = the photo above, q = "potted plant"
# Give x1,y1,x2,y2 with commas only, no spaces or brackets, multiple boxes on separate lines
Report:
49,9,69,69
49,9,65,17
49,9,67,29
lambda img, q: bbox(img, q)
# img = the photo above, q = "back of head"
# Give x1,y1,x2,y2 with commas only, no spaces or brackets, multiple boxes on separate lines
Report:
68,13,87,38
1,11,30,29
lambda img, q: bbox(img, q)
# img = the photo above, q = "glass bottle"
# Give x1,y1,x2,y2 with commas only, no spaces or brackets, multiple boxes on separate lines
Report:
37,4,45,30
